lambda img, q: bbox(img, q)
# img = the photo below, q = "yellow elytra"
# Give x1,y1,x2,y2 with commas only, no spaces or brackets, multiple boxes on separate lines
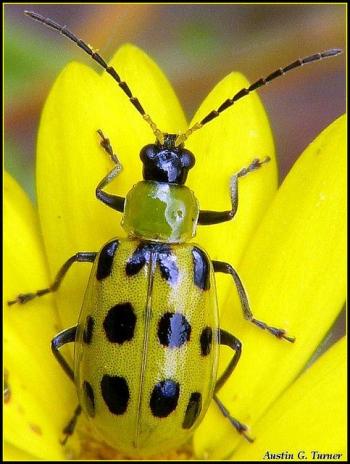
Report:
75,238,219,456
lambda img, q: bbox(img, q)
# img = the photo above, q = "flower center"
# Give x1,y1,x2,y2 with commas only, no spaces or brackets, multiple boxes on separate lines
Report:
65,426,194,460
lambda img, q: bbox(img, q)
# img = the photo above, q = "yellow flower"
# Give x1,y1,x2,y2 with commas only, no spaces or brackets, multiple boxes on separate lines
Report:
4,44,346,460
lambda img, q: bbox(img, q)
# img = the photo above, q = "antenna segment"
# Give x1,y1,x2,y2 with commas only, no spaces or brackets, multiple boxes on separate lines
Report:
24,10,165,144
175,48,342,146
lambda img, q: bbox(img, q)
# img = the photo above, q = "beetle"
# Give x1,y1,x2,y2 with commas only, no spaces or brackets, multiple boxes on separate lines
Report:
8,10,342,457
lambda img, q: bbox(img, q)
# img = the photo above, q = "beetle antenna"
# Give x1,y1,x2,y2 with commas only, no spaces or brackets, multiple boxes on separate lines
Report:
175,48,343,146
24,10,165,144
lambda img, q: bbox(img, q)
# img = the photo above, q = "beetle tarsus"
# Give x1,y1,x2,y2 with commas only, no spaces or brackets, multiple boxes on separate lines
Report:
236,156,270,179
251,318,295,343
97,129,121,165
7,290,48,306
214,394,255,442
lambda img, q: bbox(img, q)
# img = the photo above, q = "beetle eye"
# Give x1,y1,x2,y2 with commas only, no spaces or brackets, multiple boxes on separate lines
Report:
140,144,158,162
181,150,195,169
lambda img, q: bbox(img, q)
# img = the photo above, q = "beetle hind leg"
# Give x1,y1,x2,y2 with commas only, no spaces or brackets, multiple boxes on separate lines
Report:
214,395,254,443
214,329,253,442
51,326,77,381
215,329,242,393
61,405,82,445
52,326,82,444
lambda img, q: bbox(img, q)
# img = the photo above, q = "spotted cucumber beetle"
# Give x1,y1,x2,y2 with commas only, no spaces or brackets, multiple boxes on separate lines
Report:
8,10,342,457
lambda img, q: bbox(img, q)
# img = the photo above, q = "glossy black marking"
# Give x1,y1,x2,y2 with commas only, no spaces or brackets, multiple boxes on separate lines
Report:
96,240,119,281
158,312,191,348
150,379,180,417
183,392,202,429
126,244,148,276
103,303,136,344
126,243,178,283
140,142,195,185
158,251,179,284
83,381,95,417
200,326,213,356
192,247,210,290
83,315,94,344
101,375,129,415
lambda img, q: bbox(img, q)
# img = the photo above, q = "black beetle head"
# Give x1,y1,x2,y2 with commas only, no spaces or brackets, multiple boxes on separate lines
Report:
140,134,195,184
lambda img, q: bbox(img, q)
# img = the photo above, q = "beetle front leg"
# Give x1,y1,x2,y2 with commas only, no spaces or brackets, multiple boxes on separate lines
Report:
213,261,295,342
198,157,270,225
52,326,81,444
7,252,97,306
95,129,125,213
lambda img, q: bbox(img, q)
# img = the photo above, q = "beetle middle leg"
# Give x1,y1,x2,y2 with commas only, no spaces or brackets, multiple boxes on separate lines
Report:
52,326,82,444
214,329,253,442
7,252,97,306
213,261,295,342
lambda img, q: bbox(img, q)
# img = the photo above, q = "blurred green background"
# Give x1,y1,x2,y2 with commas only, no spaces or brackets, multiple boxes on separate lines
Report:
4,4,346,350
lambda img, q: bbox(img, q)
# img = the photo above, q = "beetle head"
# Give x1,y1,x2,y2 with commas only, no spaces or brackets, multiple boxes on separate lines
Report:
140,134,195,185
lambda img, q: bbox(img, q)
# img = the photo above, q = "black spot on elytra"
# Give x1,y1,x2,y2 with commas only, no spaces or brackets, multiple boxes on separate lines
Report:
158,312,191,348
83,380,95,417
101,375,129,415
103,303,136,344
158,252,179,284
182,392,202,429
150,379,180,417
200,327,212,356
126,243,178,284
192,247,210,290
83,315,94,344
96,240,119,281
126,244,148,276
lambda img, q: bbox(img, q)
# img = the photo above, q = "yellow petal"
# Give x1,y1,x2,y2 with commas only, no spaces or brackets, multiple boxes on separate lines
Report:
4,441,39,461
187,72,277,312
4,326,66,460
36,44,187,330
194,114,346,458
233,337,347,461
4,172,78,458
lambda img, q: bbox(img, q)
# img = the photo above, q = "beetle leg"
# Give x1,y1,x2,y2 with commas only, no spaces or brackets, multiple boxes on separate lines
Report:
51,326,77,381
213,261,295,342
215,329,242,393
214,395,254,443
52,327,81,444
214,330,253,442
61,405,82,445
7,252,97,306
95,130,125,213
97,129,120,165
213,330,253,442
198,157,270,225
